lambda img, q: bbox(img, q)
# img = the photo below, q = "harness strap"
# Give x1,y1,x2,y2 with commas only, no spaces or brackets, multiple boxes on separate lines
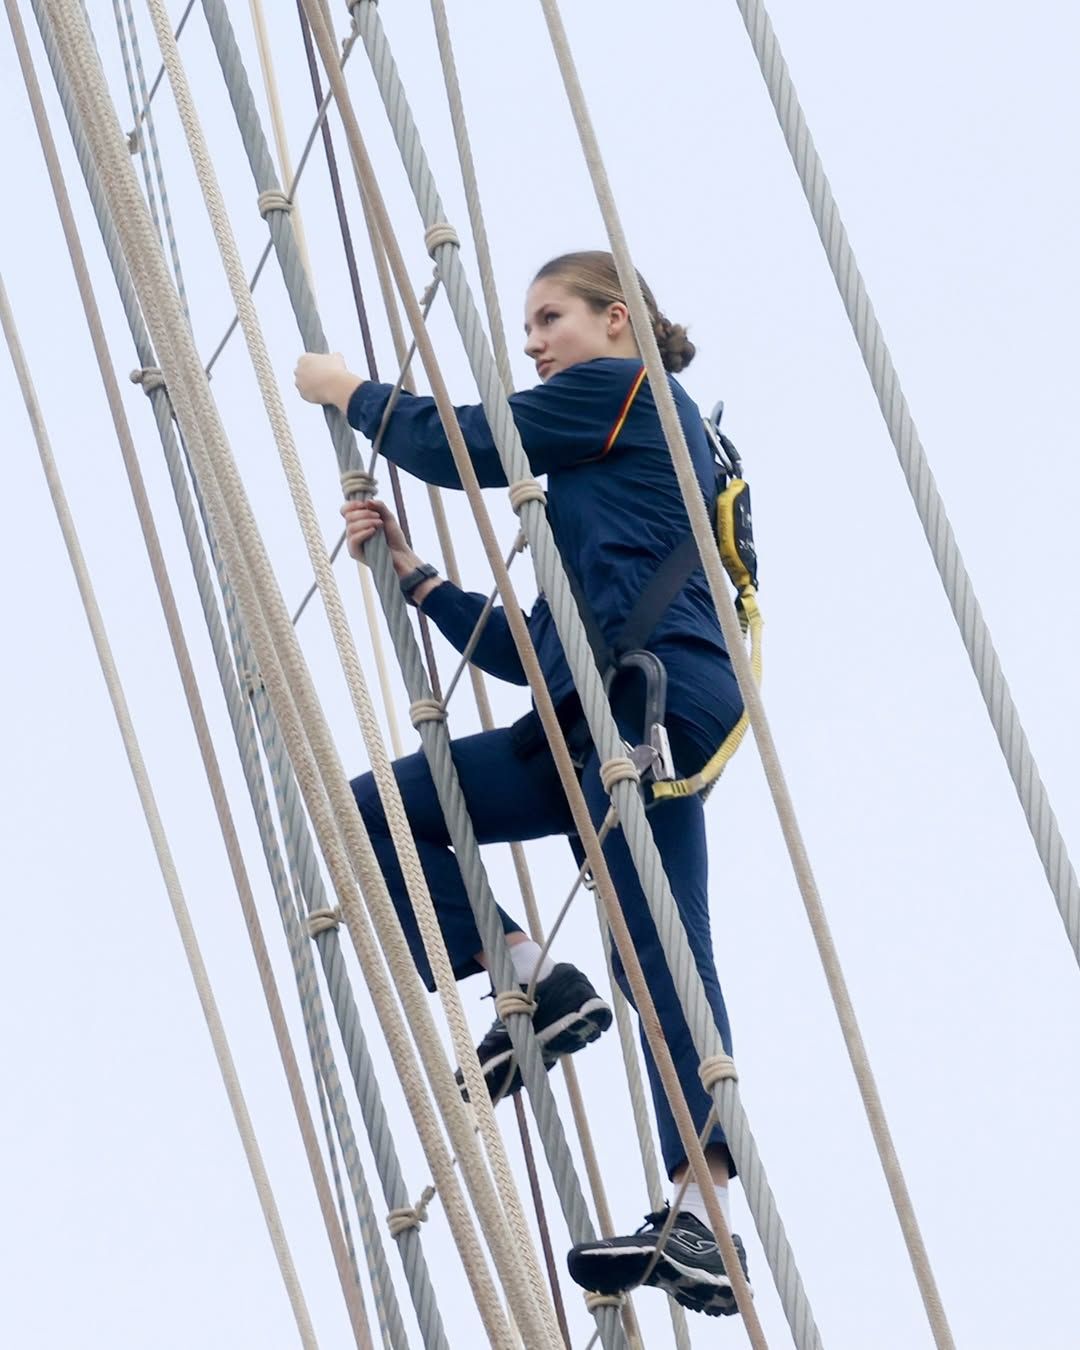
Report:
611,532,701,659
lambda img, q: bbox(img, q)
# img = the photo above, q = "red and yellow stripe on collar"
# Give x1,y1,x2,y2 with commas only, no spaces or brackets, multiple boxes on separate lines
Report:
598,364,647,458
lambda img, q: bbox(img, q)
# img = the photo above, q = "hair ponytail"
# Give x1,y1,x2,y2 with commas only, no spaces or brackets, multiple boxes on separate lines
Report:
652,315,696,373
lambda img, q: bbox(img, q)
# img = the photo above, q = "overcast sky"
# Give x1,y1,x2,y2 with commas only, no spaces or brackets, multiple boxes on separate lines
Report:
2,2,1079,1348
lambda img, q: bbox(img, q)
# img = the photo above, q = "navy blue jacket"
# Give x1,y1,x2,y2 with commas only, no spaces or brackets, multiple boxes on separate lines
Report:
347,357,741,754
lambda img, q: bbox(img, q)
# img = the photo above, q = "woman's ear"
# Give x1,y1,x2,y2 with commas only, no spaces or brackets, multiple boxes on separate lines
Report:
607,301,630,336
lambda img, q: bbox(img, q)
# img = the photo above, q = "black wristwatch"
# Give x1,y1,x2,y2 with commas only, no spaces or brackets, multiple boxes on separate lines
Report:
399,562,439,605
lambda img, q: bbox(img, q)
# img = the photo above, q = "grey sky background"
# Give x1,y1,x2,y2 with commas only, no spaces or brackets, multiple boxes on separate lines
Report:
2,2,1078,1347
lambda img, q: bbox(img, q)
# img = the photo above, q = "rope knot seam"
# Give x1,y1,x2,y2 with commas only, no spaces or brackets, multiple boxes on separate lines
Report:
306,907,341,937
494,989,536,1020
130,366,166,394
257,188,292,219
340,469,377,499
600,756,640,794
423,221,459,256
699,1053,738,1091
508,478,546,513
386,1184,436,1238
409,698,446,727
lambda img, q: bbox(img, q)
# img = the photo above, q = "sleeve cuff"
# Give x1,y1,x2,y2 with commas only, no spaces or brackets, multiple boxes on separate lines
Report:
346,380,394,438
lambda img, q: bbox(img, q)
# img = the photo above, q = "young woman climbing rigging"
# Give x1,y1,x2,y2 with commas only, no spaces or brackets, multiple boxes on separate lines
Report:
295,251,749,1317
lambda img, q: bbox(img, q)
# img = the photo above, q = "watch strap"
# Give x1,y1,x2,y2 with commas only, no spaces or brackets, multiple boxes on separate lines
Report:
399,562,439,605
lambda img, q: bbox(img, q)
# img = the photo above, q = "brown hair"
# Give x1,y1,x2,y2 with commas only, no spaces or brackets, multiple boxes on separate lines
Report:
532,250,695,373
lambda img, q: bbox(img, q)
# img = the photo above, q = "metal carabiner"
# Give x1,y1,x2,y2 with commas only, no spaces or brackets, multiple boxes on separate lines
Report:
604,649,675,782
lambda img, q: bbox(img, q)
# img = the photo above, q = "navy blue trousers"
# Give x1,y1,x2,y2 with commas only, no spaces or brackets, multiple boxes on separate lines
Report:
350,706,733,1179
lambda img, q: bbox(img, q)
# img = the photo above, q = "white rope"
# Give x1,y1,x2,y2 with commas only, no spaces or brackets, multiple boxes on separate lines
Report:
0,267,318,1350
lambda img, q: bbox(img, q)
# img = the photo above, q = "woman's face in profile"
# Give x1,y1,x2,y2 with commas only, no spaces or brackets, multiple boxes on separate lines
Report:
523,278,620,381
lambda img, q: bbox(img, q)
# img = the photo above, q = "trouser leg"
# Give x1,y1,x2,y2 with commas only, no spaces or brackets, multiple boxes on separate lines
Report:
581,752,733,1179
350,725,573,990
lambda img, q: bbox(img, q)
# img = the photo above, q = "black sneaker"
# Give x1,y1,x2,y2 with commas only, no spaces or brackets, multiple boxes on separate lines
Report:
461,962,612,1102
566,1207,750,1317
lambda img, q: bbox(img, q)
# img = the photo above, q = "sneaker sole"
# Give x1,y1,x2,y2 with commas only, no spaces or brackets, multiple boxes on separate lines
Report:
476,997,612,1100
536,996,612,1061
649,1250,747,1317
568,1244,749,1319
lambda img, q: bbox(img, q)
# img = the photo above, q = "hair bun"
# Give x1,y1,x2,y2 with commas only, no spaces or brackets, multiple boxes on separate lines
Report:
654,315,695,373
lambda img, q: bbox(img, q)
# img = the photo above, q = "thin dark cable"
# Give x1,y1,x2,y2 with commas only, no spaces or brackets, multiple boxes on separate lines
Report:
513,1094,572,1349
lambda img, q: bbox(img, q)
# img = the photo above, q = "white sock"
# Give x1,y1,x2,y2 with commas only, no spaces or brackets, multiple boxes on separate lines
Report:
677,1181,731,1234
508,939,555,986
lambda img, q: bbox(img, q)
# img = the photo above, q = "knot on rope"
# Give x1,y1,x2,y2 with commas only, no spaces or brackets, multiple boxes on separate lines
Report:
494,989,536,1020
699,1053,738,1090
257,189,292,219
410,698,446,727
424,221,459,256
600,756,640,794
306,907,341,937
129,366,166,395
386,1184,436,1238
340,469,377,499
508,478,546,513
585,1291,626,1312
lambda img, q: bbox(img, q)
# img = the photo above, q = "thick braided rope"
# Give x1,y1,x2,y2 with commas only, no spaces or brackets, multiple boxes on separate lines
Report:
735,0,1079,976
125,0,197,131
23,12,429,1343
8,19,377,1340
540,1,951,1344
40,6,517,1342
152,2,553,1341
194,5,562,1341
351,2,768,1341
0,269,317,1348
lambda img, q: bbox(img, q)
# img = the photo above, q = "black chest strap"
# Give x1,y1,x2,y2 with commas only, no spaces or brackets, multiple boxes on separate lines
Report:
564,531,702,679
